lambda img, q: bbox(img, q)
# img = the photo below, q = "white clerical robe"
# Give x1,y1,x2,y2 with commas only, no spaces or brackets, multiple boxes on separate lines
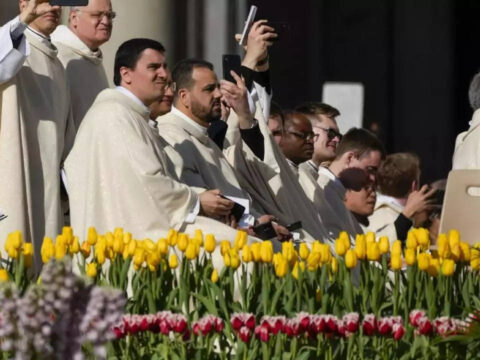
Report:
0,26,75,266
222,104,327,243
157,109,262,221
64,88,256,247
452,109,480,170
368,193,403,244
299,160,320,182
316,167,364,245
51,25,109,129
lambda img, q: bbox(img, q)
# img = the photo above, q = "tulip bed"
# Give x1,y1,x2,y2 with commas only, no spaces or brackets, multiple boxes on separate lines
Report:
1,227,480,359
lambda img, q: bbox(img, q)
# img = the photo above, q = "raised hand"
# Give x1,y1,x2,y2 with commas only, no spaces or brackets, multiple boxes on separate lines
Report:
20,0,60,25
220,71,253,128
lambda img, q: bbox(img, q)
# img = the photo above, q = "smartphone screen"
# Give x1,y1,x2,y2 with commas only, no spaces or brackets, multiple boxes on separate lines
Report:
50,0,88,6
222,54,242,83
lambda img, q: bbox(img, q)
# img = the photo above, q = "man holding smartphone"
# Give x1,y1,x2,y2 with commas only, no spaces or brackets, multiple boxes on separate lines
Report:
51,0,113,128
0,0,75,268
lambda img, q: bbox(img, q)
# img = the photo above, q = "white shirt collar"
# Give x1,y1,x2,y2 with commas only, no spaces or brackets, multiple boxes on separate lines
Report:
375,193,404,212
171,105,208,135
307,160,319,172
115,86,150,114
319,166,345,189
26,26,51,46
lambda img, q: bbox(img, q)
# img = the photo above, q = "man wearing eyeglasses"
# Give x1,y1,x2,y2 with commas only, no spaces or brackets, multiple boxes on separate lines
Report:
296,102,342,181
51,0,113,129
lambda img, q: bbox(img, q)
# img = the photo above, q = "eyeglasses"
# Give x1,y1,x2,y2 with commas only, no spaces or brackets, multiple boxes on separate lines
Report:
78,10,117,21
286,130,319,142
315,126,342,141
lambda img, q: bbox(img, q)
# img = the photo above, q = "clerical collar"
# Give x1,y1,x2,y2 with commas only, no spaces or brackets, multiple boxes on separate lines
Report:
115,86,150,114
171,105,208,135
287,158,299,169
307,160,319,173
26,26,51,46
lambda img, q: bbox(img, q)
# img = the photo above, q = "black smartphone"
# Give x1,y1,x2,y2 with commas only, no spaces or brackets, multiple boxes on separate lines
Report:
50,0,88,5
222,54,242,83
286,221,302,232
253,221,276,240
266,21,290,42
220,195,245,222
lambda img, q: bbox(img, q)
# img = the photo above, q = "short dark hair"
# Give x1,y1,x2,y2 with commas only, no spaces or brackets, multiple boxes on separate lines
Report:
296,101,340,118
171,58,214,99
335,128,386,160
113,38,165,86
377,153,420,198
469,72,480,111
269,101,285,126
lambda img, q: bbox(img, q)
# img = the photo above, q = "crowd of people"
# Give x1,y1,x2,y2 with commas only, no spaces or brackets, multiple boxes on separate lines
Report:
1,0,473,268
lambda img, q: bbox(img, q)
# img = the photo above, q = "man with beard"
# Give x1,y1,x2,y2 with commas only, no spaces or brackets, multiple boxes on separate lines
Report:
0,0,75,267
158,59,291,241
51,0,113,128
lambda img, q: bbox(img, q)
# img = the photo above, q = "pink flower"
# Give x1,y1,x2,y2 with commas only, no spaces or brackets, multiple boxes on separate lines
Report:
362,314,376,336
417,316,433,335
255,325,270,342
231,313,256,331
377,317,392,336
296,312,310,332
324,315,337,333
282,319,300,337
215,317,224,332
192,322,200,336
392,323,405,340
409,310,426,327
231,315,243,331
342,313,359,333
309,315,325,334
113,322,125,338
159,320,170,335
336,319,346,337
260,316,285,335
238,326,251,342
434,317,456,337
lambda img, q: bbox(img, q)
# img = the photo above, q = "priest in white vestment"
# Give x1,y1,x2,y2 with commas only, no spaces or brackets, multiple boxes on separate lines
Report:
51,0,112,129
64,39,259,246
0,1,75,267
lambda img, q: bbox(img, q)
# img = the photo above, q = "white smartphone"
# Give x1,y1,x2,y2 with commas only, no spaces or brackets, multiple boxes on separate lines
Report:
239,5,257,46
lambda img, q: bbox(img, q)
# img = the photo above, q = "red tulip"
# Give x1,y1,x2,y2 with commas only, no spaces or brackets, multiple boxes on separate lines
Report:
255,325,270,342
417,317,433,335
362,314,376,336
392,323,405,340
238,326,251,342
409,310,426,327
342,313,359,333
377,317,392,336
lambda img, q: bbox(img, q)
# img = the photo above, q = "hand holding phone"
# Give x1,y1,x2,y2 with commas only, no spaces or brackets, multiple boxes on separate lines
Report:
239,5,257,46
253,221,277,240
222,55,242,83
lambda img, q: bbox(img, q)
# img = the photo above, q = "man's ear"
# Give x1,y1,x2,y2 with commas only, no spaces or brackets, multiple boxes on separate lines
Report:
119,67,132,85
344,151,356,167
69,9,79,28
178,89,190,109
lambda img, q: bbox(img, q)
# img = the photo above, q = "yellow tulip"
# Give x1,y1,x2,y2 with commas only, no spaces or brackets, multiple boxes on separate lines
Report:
87,227,97,245
272,253,282,267
319,244,332,264
126,238,136,257
86,263,98,278
242,245,252,263
379,236,390,254
223,251,231,267
185,242,197,260
123,232,132,245
96,235,107,251
143,239,156,253
437,233,450,259
70,236,80,254
95,246,106,265
55,235,67,260
106,232,114,251
417,253,430,271
234,230,247,250
405,248,416,266
0,269,9,282
330,257,338,274
460,242,471,262
306,252,321,271
299,243,309,260
41,237,55,263
133,248,145,268
23,243,34,268
6,231,22,251
220,240,231,256
365,231,376,244
315,289,322,302
230,251,240,270
211,268,219,283
335,238,347,256
427,257,440,277
292,261,305,279
355,234,367,260
157,238,169,255
406,231,418,249
367,242,381,262
260,241,273,263
167,229,178,246
311,241,322,254
391,240,402,257
80,241,91,258
204,234,216,253
169,253,179,269
113,234,124,254
470,249,480,270
147,251,161,271
282,241,296,262
450,244,461,262
193,229,203,246
416,228,430,249
448,229,461,249
339,232,351,250
345,249,358,269
62,226,74,245
441,259,455,276
391,254,402,271
275,256,288,278
251,243,262,262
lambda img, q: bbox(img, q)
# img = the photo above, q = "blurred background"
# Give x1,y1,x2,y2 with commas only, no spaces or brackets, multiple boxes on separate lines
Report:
2,0,479,183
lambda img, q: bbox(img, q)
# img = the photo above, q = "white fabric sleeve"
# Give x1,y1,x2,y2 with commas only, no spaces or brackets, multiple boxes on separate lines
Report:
0,16,30,84
184,198,200,224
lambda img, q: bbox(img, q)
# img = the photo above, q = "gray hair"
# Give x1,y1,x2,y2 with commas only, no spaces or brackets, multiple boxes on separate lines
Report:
468,72,480,110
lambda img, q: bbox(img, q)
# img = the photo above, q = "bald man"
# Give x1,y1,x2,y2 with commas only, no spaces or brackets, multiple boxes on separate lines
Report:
51,0,113,128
